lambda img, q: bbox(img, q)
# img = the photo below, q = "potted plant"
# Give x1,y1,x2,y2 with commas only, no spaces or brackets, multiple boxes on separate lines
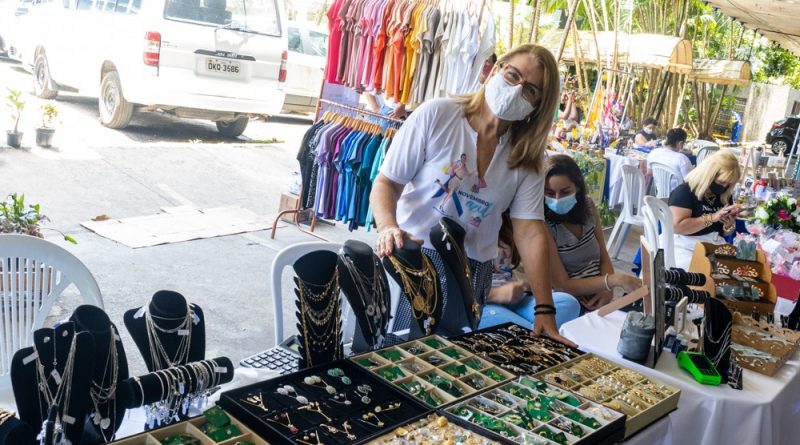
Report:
6,88,25,148
36,103,59,147
0,193,76,243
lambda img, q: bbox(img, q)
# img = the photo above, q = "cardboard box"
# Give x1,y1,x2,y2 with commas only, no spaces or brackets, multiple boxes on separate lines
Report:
278,193,310,223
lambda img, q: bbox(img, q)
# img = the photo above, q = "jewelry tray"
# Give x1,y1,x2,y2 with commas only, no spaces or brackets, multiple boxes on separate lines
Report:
444,376,626,445
534,354,680,439
449,323,587,376
351,335,515,408
107,410,270,445
366,413,500,444
217,359,431,445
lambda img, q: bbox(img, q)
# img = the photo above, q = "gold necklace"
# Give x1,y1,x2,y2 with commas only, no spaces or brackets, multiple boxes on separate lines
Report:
438,221,480,320
296,273,342,366
387,254,438,333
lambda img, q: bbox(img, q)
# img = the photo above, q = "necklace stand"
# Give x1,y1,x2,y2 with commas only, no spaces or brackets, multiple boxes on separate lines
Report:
338,240,391,353
430,217,479,333
11,322,95,444
294,251,343,369
69,305,129,444
703,298,733,383
124,290,206,372
382,240,443,339
0,415,35,445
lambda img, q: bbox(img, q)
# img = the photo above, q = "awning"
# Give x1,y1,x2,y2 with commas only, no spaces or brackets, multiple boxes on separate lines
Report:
704,0,800,56
541,30,693,73
689,59,752,86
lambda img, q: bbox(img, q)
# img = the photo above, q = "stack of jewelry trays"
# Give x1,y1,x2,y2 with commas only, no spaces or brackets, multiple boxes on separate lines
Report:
535,354,680,438
217,360,430,444
450,324,585,376
446,376,625,445
367,414,500,444
107,406,266,445
352,335,514,407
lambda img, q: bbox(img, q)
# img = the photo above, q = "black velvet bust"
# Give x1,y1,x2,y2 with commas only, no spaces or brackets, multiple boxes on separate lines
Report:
11,322,95,444
0,414,36,445
124,290,205,372
69,305,129,444
430,217,479,332
338,240,390,351
382,239,443,338
294,250,343,368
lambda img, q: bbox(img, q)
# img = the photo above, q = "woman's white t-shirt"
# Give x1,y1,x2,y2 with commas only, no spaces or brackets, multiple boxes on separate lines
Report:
380,98,545,262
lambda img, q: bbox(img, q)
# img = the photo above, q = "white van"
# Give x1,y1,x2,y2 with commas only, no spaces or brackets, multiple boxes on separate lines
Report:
11,0,287,137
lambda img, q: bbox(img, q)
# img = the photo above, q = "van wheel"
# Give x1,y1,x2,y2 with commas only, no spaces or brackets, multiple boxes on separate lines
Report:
33,55,58,99
99,71,133,129
216,117,249,138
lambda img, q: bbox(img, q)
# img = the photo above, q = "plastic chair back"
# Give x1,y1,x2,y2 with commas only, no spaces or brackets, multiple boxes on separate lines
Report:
650,162,684,199
0,234,103,389
621,164,646,219
696,146,720,164
644,196,676,269
641,205,659,254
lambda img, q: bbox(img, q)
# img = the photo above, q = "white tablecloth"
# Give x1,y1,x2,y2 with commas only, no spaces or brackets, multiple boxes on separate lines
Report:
605,152,646,207
560,311,800,445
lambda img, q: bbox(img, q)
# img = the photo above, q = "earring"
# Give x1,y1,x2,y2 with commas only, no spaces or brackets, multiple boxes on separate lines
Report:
326,368,352,385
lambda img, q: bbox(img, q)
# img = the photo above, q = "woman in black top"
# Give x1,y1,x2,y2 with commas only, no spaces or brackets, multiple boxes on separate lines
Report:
634,116,658,148
668,150,742,270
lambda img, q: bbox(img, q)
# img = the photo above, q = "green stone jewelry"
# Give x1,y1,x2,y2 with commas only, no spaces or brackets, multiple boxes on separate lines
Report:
443,364,468,377
378,349,405,362
326,367,352,385
483,368,506,382
423,338,446,349
377,366,406,381
442,347,464,360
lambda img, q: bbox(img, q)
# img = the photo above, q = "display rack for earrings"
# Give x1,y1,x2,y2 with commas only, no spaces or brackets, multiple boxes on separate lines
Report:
430,217,480,331
704,298,733,382
69,305,129,444
337,240,391,352
11,322,95,445
294,251,344,369
383,240,443,337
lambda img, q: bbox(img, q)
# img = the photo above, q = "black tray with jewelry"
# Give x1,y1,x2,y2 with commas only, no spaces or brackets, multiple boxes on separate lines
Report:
443,376,626,445
449,323,586,376
366,413,501,444
351,335,515,408
217,359,431,445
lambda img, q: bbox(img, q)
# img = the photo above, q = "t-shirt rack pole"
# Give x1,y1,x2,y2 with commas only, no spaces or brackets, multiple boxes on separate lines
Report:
317,99,405,125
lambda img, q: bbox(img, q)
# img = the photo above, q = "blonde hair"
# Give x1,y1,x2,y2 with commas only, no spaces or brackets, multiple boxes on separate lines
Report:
455,44,560,173
684,150,741,202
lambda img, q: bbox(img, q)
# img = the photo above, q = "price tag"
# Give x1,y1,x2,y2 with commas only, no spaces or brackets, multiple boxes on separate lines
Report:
178,329,190,336
62,415,76,425
23,351,39,365
51,369,62,385
215,366,227,374
134,307,146,319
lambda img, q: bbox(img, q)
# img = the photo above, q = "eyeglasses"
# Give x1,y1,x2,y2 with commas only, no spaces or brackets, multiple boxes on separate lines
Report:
501,64,542,104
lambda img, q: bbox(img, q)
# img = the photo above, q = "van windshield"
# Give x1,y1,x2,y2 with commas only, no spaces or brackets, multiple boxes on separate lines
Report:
164,0,280,36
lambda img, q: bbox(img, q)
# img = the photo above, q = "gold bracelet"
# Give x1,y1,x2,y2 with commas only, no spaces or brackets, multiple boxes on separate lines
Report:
702,213,713,228
0,408,15,426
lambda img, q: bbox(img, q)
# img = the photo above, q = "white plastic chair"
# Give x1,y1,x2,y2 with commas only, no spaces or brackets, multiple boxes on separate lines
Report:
644,196,676,269
607,164,646,259
695,145,719,164
0,234,103,391
650,161,684,199
641,204,659,255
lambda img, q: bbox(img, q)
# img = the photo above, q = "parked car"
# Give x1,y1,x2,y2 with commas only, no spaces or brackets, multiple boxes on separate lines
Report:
766,116,799,155
282,22,326,114
11,0,288,137
0,0,32,55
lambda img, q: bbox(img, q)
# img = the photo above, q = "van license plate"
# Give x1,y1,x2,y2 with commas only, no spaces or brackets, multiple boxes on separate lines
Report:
206,58,241,76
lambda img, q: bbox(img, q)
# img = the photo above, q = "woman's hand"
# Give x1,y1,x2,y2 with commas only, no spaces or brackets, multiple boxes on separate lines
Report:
533,313,578,348
376,225,424,257
610,274,642,293
489,281,529,305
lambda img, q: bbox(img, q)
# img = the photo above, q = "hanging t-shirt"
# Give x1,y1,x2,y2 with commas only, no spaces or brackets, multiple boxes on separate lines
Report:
379,98,545,262
668,183,730,236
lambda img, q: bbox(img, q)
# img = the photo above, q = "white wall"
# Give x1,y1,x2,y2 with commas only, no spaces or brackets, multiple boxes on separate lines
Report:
742,83,793,143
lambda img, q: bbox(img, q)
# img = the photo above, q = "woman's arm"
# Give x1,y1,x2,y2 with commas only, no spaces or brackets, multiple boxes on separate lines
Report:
512,218,576,346
547,235,639,297
670,205,728,235
370,174,423,256
634,133,648,147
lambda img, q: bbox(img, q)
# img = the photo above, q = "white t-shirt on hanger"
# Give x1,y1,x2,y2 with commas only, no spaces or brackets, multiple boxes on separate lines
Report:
380,98,545,262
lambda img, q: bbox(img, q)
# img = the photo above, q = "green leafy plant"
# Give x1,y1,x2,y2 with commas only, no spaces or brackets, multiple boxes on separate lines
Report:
0,193,76,244
40,103,58,128
597,201,618,229
6,88,25,134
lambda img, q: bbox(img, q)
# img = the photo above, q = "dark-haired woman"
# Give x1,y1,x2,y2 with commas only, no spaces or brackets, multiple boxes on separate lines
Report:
479,213,581,329
544,155,641,310
646,127,693,190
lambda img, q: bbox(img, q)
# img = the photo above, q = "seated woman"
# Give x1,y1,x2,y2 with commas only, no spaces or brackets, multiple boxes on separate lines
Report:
480,212,581,329
669,150,742,270
634,117,658,149
647,127,694,191
544,155,642,311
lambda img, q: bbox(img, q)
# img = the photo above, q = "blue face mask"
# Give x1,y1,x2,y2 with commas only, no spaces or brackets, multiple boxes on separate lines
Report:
546,194,578,215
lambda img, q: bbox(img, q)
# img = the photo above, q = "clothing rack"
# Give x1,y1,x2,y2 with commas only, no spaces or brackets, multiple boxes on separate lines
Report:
318,99,405,125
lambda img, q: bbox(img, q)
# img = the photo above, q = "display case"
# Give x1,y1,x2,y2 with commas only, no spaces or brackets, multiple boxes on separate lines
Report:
534,354,680,439
351,335,515,408
444,376,626,445
217,360,430,445
108,410,270,445
449,323,586,375
366,413,500,444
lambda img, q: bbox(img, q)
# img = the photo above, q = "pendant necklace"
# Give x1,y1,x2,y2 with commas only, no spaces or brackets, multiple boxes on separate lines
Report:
438,220,479,321
35,329,78,445
386,253,438,333
144,299,193,370
90,325,119,441
296,272,342,366
339,250,389,345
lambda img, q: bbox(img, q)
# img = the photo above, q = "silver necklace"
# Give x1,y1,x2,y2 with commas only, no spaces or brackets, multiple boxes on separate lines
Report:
339,251,389,344
144,300,193,370
34,330,78,445
89,325,119,439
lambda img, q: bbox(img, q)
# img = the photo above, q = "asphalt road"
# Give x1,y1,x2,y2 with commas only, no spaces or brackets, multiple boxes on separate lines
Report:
0,55,376,376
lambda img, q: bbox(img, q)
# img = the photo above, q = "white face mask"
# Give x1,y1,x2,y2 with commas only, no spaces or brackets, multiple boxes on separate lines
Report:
485,73,535,121
643,127,653,135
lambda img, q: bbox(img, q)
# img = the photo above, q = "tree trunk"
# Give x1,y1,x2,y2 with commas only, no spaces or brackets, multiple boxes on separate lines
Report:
528,0,540,43
508,0,516,50
556,0,581,63
600,0,610,31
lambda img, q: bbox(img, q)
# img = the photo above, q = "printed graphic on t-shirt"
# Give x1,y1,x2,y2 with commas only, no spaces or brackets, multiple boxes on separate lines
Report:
431,153,493,227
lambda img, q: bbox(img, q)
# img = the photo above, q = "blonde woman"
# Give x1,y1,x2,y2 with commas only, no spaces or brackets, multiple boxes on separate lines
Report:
370,44,574,344
669,150,742,270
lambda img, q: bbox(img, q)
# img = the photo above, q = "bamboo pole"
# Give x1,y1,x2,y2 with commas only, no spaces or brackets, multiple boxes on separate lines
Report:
508,0,516,50
528,0,540,43
600,0,610,31
571,21,586,94
610,0,621,91
582,0,604,69
556,0,581,63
